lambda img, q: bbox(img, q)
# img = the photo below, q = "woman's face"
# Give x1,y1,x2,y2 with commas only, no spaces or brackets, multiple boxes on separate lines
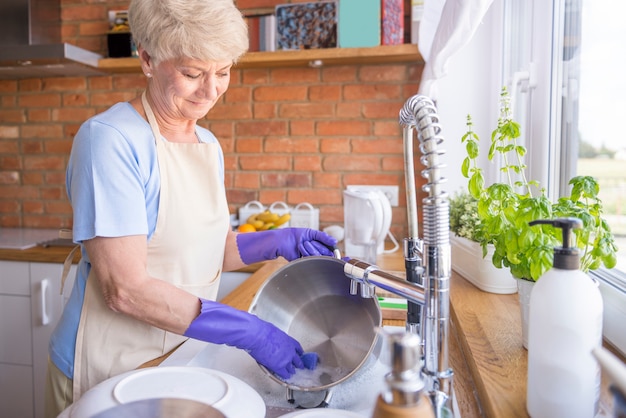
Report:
150,56,233,121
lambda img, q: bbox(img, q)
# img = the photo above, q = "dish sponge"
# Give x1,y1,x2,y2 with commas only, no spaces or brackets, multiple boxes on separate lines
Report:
301,352,319,370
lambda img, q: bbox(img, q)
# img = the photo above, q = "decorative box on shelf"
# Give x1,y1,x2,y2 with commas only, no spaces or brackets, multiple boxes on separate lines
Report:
449,234,518,294
275,1,337,50
338,0,381,48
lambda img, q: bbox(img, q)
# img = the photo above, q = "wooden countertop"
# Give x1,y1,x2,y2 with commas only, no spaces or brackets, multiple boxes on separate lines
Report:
0,244,261,273
0,244,82,264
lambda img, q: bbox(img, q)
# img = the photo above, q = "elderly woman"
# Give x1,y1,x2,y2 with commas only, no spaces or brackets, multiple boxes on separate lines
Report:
44,0,336,415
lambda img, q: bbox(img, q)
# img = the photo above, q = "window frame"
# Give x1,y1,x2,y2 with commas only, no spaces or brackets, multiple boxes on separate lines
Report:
505,0,626,354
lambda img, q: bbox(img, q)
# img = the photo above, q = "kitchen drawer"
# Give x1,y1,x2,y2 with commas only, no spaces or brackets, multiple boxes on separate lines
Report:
0,294,33,364
0,261,30,295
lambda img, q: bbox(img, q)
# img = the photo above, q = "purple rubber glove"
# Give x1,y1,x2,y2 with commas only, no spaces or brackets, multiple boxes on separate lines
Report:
236,227,337,264
184,298,304,379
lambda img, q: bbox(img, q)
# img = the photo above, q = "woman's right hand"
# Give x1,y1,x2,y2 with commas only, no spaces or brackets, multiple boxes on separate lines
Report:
245,318,305,379
184,298,304,379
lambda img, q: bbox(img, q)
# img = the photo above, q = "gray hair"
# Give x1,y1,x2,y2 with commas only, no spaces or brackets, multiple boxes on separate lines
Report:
128,0,249,64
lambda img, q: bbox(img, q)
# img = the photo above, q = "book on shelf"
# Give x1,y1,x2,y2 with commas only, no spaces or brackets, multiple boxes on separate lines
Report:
260,14,276,52
337,0,381,48
246,15,261,52
382,0,404,45
246,14,277,52
411,0,424,44
275,1,337,50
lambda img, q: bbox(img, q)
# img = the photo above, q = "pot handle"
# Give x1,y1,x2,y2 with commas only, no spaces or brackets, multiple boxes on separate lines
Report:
287,388,333,409
333,246,355,266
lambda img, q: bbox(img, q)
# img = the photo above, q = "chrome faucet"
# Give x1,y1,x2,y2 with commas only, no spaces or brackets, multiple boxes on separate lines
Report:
343,95,453,417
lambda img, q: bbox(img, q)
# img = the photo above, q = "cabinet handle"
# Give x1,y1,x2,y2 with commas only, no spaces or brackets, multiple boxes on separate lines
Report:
41,278,50,325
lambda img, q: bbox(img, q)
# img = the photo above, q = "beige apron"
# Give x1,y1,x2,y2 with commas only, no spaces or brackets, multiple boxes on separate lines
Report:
71,92,230,400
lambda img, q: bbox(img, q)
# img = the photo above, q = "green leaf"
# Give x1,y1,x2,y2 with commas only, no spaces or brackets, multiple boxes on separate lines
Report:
501,120,521,139
461,157,470,178
468,172,484,198
492,251,504,268
488,141,496,160
569,176,600,201
602,252,617,269
466,139,479,159
518,227,536,248
529,244,553,280
504,228,521,264
488,183,513,201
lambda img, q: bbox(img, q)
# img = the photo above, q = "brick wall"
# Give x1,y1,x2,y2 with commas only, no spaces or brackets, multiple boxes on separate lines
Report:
0,0,425,240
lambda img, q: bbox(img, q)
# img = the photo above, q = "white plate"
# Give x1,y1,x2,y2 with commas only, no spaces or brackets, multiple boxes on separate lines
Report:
112,367,230,406
280,409,364,417
65,366,265,418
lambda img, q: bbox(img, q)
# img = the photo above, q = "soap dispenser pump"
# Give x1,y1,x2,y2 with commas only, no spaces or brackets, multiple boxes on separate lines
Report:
371,332,435,418
526,217,603,418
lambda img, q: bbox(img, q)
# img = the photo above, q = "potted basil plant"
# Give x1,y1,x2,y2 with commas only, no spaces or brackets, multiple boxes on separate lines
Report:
461,87,617,281
459,87,618,347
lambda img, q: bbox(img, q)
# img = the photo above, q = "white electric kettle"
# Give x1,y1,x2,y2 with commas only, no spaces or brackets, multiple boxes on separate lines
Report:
343,187,398,263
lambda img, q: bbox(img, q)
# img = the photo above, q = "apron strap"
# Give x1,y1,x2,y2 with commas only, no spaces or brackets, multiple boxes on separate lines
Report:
60,246,80,295
141,91,162,142
59,228,79,295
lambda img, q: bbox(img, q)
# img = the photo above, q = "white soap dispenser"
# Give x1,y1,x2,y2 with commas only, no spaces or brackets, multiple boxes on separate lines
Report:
526,217,603,418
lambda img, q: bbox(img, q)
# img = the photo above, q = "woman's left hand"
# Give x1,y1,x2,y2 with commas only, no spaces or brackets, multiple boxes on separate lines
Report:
236,227,337,264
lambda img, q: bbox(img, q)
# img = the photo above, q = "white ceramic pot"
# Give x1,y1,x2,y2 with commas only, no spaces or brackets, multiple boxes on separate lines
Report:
449,234,518,294
515,278,535,349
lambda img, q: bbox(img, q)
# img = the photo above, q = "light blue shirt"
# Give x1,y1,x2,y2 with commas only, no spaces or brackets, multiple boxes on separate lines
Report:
49,102,224,379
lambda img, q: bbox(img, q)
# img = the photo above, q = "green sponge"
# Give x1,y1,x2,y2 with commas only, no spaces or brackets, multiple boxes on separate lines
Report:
301,352,319,370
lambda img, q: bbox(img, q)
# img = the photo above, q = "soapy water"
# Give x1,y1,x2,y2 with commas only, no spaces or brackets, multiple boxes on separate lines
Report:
274,343,385,410
284,363,347,389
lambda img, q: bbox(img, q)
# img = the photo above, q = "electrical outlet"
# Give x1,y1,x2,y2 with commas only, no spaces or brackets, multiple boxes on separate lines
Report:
347,185,399,207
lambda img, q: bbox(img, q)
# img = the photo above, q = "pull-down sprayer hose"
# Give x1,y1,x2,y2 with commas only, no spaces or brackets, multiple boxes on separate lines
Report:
399,95,453,416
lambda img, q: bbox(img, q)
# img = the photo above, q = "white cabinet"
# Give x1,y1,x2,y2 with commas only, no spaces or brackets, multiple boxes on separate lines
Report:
0,261,33,418
0,260,247,417
0,261,76,418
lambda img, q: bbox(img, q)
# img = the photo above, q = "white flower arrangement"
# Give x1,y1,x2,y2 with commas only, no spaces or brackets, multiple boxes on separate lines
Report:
449,191,483,242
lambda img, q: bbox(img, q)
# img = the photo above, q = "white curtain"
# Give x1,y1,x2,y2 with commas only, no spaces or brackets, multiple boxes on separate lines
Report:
418,0,495,100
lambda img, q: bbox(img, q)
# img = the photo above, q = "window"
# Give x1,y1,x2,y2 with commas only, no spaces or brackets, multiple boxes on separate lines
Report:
506,0,626,354
571,0,626,354
575,0,626,272
430,0,624,354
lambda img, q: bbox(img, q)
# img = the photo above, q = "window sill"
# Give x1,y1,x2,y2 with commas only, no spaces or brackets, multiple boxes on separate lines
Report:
594,270,626,357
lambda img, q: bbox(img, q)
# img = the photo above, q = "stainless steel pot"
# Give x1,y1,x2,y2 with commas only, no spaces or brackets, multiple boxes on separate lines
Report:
248,256,382,406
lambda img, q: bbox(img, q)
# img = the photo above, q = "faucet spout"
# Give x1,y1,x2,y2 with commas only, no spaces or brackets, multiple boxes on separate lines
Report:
343,259,426,305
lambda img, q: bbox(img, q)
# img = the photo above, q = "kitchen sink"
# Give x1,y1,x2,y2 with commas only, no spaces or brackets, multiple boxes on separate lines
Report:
160,328,401,415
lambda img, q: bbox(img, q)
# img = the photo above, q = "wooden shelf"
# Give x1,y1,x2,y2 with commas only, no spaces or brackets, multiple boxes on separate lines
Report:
97,44,422,73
